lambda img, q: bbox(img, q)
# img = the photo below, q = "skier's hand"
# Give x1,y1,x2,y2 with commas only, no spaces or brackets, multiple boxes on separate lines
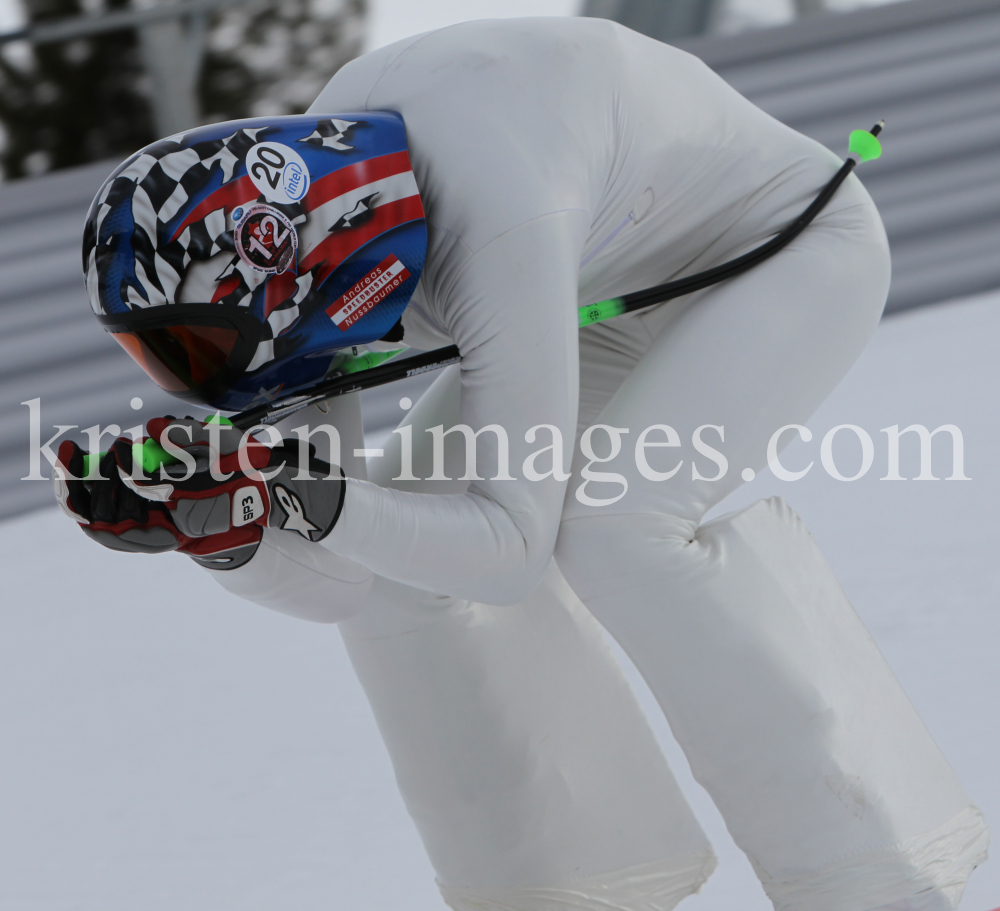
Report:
52,417,346,570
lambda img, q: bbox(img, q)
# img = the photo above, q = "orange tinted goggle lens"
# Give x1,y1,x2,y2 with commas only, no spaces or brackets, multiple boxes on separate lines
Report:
111,324,240,393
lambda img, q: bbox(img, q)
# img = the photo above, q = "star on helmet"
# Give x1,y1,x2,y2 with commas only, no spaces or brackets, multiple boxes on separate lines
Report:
297,119,358,151
246,384,285,407
329,193,379,232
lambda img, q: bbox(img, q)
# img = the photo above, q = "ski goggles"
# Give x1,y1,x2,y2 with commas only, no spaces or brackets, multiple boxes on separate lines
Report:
98,305,263,405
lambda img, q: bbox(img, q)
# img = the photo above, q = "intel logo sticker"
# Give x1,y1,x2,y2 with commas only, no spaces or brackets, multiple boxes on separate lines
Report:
246,141,310,205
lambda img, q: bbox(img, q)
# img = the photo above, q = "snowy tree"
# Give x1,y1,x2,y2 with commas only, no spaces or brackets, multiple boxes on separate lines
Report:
0,0,366,180
201,0,365,122
0,0,153,179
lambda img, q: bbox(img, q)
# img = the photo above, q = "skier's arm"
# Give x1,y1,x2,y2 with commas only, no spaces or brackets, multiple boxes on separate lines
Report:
198,391,376,624
321,210,588,606
203,527,374,624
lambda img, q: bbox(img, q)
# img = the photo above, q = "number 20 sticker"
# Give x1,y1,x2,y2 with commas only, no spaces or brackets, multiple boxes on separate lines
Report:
246,141,310,204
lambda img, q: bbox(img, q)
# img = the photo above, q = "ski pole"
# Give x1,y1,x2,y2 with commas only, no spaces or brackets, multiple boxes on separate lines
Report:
89,123,884,473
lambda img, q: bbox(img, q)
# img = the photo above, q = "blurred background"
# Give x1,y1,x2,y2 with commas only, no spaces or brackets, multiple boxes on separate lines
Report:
0,2,998,910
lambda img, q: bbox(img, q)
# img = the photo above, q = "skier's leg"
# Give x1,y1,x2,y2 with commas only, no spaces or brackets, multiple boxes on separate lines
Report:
339,366,716,911
556,190,988,911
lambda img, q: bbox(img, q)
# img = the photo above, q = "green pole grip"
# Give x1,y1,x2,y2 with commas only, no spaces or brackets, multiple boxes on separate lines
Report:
136,415,235,472
81,451,102,478
79,416,237,477
579,297,626,328
81,438,177,477
135,438,174,473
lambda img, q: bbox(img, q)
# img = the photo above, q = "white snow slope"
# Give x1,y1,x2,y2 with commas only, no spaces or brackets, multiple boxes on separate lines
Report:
1,290,998,911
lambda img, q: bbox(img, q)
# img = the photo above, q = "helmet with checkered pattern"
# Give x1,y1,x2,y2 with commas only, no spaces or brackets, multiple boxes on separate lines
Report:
83,113,427,412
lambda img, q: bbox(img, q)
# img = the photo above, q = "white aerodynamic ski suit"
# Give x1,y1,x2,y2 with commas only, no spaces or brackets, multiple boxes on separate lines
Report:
210,17,988,911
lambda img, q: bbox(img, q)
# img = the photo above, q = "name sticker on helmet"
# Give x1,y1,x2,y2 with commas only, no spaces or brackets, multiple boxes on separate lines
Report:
246,141,310,204
234,204,298,274
327,255,411,331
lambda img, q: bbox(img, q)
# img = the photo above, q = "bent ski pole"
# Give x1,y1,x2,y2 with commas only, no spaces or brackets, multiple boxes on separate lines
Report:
578,121,884,327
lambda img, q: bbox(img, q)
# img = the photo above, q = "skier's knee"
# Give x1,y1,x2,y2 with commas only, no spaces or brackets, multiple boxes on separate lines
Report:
554,510,699,598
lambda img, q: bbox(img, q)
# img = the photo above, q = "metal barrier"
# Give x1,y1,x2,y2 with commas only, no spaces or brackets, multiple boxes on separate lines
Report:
677,0,1000,314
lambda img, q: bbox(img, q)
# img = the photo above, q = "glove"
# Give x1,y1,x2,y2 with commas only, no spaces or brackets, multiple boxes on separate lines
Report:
53,417,346,570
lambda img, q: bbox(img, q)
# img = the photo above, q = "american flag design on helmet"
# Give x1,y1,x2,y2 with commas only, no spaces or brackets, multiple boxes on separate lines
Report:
83,113,427,412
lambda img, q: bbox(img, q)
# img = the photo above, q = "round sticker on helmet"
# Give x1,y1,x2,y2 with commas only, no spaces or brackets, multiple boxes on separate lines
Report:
234,204,298,274
246,141,310,204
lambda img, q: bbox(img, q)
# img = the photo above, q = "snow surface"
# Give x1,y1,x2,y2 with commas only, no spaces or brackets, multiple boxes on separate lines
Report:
1,291,998,910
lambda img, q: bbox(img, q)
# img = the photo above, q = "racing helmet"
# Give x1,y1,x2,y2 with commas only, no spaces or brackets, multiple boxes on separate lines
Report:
83,112,427,412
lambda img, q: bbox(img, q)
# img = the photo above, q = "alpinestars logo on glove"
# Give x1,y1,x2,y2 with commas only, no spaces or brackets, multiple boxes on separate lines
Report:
273,485,319,538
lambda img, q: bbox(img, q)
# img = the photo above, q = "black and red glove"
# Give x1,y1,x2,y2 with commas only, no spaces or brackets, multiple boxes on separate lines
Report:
53,417,345,570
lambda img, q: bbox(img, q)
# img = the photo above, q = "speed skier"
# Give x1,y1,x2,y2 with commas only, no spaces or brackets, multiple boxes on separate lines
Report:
53,17,987,911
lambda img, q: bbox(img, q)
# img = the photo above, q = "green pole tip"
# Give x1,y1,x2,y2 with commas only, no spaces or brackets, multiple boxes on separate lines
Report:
849,129,882,162
579,297,626,328
204,413,234,426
